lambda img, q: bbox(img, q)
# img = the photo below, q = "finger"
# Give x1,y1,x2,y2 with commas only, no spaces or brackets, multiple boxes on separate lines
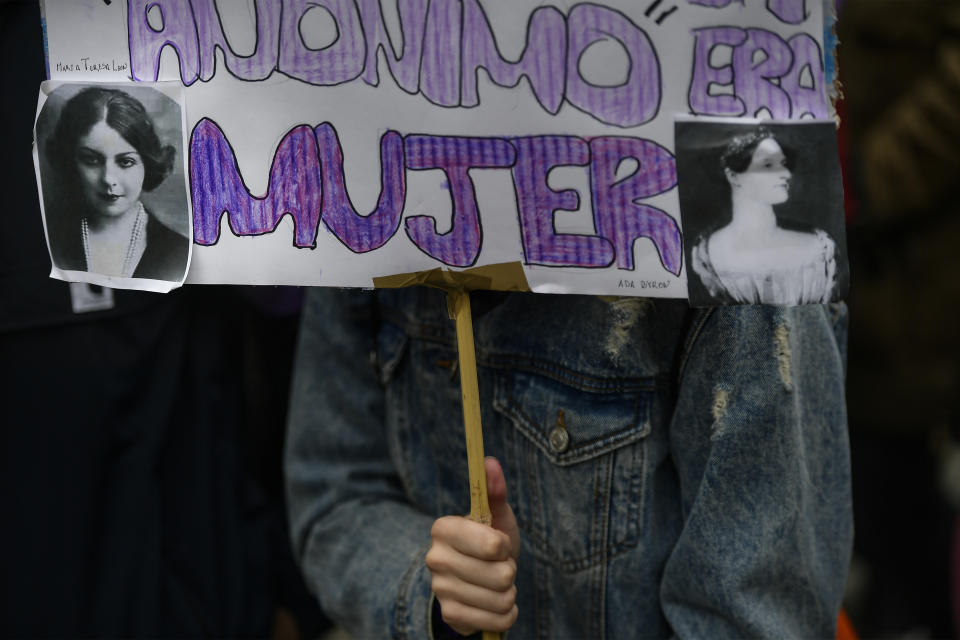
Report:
426,545,517,591
485,457,520,557
439,599,519,635
432,575,517,614
485,456,508,506
431,515,512,561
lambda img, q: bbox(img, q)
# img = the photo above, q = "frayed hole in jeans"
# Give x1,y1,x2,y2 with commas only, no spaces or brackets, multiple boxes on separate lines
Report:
774,322,793,391
710,388,730,440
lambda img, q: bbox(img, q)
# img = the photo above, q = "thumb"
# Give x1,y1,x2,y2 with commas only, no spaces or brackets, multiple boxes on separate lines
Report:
485,456,520,558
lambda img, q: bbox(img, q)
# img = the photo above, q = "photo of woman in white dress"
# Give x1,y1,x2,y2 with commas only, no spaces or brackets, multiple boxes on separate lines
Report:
676,120,848,306
37,84,189,284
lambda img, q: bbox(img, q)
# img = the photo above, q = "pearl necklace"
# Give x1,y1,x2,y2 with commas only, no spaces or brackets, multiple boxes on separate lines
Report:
81,202,147,277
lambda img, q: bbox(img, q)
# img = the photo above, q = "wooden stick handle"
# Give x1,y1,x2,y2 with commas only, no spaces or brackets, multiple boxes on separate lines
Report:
449,290,500,640
450,289,492,526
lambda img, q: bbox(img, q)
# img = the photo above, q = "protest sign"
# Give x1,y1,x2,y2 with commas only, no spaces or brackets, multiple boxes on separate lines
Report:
36,0,841,299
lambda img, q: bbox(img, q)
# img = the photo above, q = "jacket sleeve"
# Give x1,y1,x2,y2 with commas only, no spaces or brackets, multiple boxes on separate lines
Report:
661,303,853,638
285,288,435,639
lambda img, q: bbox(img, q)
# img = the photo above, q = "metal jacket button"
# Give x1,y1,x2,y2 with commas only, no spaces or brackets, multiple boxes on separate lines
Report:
549,426,570,453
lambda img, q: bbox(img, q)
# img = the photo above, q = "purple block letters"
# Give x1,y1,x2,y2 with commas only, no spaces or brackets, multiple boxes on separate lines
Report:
316,125,406,253
589,138,681,275
687,0,808,24
126,0,662,128
190,119,323,246
689,26,827,118
404,135,515,267
511,137,614,268
565,4,661,127
189,121,682,274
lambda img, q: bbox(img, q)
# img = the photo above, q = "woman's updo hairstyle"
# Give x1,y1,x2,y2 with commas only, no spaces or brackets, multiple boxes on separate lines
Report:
46,87,176,192
720,126,794,174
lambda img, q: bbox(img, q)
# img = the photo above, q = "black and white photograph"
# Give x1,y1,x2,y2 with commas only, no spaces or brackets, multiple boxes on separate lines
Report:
675,118,849,307
35,82,190,287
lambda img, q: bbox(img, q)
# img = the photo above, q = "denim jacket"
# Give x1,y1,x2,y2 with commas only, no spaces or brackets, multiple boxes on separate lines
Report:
285,287,852,639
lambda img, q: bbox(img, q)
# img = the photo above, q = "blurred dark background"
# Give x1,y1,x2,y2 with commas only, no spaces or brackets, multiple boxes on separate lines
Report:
839,0,960,637
0,2,328,636
3,0,960,637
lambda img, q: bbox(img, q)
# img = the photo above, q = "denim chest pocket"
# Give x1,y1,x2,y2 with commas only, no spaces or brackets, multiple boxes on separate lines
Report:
491,367,652,571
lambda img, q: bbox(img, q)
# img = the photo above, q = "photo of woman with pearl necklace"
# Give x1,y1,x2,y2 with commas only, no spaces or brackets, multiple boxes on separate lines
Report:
36,83,190,288
675,118,849,307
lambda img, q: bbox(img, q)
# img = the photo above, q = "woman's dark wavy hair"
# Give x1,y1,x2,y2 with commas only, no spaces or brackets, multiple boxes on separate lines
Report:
719,126,795,175
46,87,175,193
